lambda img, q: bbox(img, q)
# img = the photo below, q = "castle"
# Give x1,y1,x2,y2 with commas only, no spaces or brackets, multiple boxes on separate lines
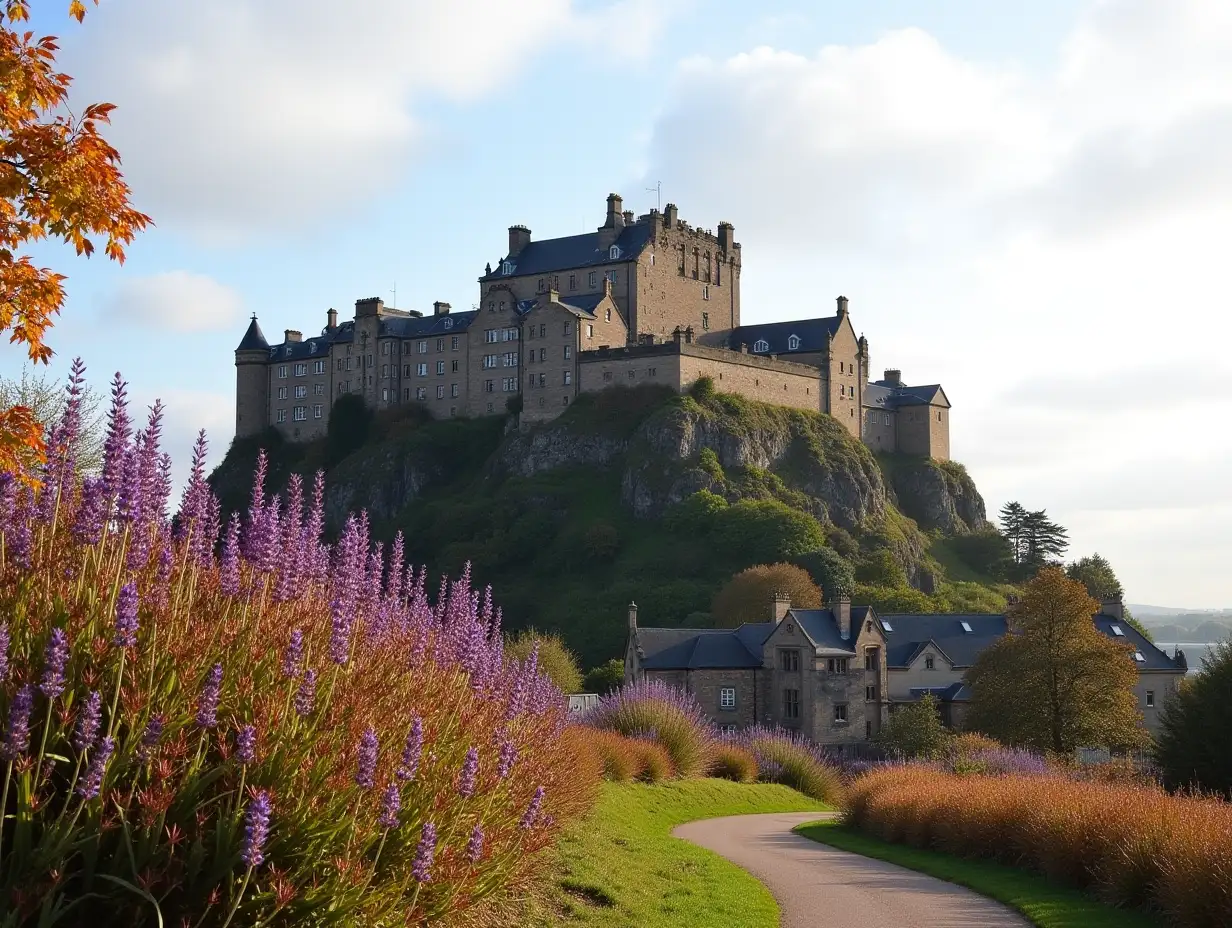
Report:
235,194,950,459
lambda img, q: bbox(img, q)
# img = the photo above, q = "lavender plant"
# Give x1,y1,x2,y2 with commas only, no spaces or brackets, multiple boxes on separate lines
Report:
0,364,596,926
583,679,716,778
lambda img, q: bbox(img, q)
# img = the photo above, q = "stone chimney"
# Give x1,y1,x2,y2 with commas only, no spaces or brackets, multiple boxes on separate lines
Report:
883,369,902,386
508,225,531,258
664,203,679,227
622,209,635,225
433,301,451,316
546,288,560,303
772,591,792,624
833,588,852,640
1101,595,1125,621
836,295,849,318
718,221,735,253
628,601,638,634
355,297,384,317
605,193,624,229
284,329,302,343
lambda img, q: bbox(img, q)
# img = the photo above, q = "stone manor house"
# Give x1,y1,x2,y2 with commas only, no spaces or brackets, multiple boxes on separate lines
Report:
235,194,951,459
625,594,1189,751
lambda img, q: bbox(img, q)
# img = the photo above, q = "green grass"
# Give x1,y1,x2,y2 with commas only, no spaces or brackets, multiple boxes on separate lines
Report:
795,820,1162,928
526,779,828,927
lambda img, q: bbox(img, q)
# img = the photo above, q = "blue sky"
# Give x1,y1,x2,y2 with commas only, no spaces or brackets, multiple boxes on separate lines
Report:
6,0,1231,607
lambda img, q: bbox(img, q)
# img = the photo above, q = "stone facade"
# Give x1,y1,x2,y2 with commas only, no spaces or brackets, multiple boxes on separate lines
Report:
234,192,950,459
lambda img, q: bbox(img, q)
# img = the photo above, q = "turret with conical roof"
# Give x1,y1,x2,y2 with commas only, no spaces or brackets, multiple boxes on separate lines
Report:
235,313,270,439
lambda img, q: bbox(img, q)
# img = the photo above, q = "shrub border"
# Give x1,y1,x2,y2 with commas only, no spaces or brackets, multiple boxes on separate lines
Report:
793,821,1162,928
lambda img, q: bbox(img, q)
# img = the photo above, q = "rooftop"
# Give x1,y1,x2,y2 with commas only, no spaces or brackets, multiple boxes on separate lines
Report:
481,222,654,281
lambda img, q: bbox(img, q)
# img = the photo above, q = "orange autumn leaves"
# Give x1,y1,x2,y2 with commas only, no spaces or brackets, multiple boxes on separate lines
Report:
0,1,150,476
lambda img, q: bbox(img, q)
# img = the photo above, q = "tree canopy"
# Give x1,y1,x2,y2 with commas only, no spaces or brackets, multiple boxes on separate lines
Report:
1066,553,1152,639
0,1,150,476
791,546,855,601
711,562,821,628
878,694,949,760
504,629,584,695
1155,642,1232,796
0,365,104,471
999,502,1069,574
965,567,1146,755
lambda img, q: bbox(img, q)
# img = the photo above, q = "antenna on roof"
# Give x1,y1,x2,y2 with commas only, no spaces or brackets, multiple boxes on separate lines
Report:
391,282,396,308
646,181,661,211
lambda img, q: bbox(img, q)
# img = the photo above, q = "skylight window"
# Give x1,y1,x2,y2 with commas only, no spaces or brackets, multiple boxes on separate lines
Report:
960,621,973,633
787,334,801,350
1134,651,1146,663
880,620,893,632
1110,625,1124,637
753,339,769,353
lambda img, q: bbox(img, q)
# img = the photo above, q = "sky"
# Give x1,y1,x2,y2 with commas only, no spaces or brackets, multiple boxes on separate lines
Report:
3,0,1230,608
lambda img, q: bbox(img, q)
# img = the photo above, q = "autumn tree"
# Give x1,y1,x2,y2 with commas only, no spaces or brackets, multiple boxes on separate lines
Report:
711,562,822,628
0,364,104,469
0,1,150,475
965,567,1147,755
505,629,584,695
1067,553,1152,639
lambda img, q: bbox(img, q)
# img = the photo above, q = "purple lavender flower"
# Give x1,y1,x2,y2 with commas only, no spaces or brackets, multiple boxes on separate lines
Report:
196,663,223,729
100,372,132,500
137,714,164,761
294,669,317,717
72,476,107,546
236,725,257,765
114,582,139,648
281,630,303,679
328,595,353,666
466,824,484,863
378,782,401,829
396,717,422,781
220,513,242,597
72,690,102,752
497,737,517,780
241,790,272,868
519,786,545,831
458,747,479,799
40,628,69,700
0,623,8,682
355,728,378,790
1,685,35,761
76,735,115,800
412,822,436,882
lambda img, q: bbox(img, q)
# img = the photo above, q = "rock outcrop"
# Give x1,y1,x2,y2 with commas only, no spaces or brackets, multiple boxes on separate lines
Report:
884,458,988,535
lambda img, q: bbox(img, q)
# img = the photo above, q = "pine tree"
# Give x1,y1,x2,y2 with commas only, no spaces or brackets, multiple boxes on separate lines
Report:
999,502,1028,562
1020,508,1069,570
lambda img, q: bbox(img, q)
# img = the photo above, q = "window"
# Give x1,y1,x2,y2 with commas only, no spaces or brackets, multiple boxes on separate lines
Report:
960,621,973,633
925,655,935,670
609,245,620,260
537,278,546,293
381,389,389,402
551,278,558,292
864,650,879,671
436,361,445,375
314,360,326,374
827,658,848,673
436,385,445,399
488,301,495,313
434,338,443,352
450,383,459,398
486,329,499,343
484,380,495,393
528,326,536,340
586,324,594,338
451,336,459,350
276,409,286,423
606,269,618,286
605,307,612,322
381,364,388,378
840,362,845,373
1145,690,1155,708
866,721,873,739
1110,624,1124,637
277,365,288,379
293,406,307,421
417,363,428,376
603,371,613,382
503,327,519,341
503,377,516,392
539,324,546,338
779,649,800,672
486,402,493,412
444,318,453,329
866,685,878,702
719,688,736,711
415,387,427,401
404,388,410,401
569,274,577,290
403,364,411,377
588,271,597,288
703,286,710,300
294,362,307,376
702,312,710,330
880,620,893,632
448,360,457,373
782,688,800,720
563,322,572,335
628,370,635,379
715,260,721,285
501,260,513,275
648,367,657,377
482,355,497,369
314,383,324,396
381,342,390,356
562,395,569,406
294,385,307,398
938,411,943,421
337,359,344,372
538,373,546,387
418,341,428,354
753,339,769,353
788,335,801,351
564,346,572,360
1133,651,1146,663
834,704,848,723
502,352,518,367
563,370,572,385
345,357,352,371
277,386,288,400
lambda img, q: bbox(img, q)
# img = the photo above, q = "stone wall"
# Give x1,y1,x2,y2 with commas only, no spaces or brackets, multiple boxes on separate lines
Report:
634,213,740,341
235,352,269,439
898,404,949,460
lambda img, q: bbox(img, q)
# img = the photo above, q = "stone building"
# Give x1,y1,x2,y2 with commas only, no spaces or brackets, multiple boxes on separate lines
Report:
234,192,950,458
626,594,1189,744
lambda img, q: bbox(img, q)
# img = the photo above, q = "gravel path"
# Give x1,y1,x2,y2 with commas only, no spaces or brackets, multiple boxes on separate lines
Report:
673,812,1031,928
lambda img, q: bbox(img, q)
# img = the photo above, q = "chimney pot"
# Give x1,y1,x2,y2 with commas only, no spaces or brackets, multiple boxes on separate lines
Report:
433,301,451,316
772,591,792,624
836,295,849,317
326,308,338,329
883,369,902,386
284,329,302,343
627,601,638,633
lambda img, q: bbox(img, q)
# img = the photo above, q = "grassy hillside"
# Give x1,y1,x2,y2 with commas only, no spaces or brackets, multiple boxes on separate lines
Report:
209,386,1013,669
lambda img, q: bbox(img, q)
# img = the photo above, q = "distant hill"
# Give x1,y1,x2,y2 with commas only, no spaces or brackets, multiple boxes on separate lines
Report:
1130,604,1232,618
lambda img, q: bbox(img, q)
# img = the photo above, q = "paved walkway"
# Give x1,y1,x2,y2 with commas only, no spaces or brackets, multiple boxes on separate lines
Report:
673,812,1030,928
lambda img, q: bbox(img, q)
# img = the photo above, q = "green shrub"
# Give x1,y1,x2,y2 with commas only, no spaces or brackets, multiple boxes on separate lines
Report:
878,695,950,760
791,547,856,600
664,489,729,534
582,658,626,696
583,521,620,560
325,391,373,464
689,375,716,401
717,498,826,563
506,629,584,694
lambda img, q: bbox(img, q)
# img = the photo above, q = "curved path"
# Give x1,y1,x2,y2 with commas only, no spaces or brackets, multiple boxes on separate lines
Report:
673,812,1030,928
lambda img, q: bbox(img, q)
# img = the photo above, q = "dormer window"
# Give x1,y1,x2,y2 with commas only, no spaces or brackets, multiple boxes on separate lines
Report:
443,318,453,329
753,339,769,353
787,334,801,351
501,261,514,275
609,245,621,260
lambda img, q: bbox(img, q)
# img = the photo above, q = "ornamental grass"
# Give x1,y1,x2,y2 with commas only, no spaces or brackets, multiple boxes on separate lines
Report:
737,727,844,802
0,364,597,926
574,727,641,783
708,744,758,783
582,679,716,779
844,765,1232,928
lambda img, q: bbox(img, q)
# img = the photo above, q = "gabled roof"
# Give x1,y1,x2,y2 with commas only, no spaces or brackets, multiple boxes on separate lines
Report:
481,223,654,281
881,614,1008,669
521,293,608,319
909,682,970,702
863,381,950,411
265,335,333,361
378,310,478,339
1093,612,1184,671
236,316,270,352
728,317,842,356
785,607,871,655
637,624,773,670
902,638,956,668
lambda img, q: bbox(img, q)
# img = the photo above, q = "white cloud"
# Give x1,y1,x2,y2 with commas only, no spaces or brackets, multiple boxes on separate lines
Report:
64,0,673,243
104,271,243,333
130,387,235,501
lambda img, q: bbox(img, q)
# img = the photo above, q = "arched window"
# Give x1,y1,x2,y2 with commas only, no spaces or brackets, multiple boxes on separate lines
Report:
501,261,513,275
753,339,769,353
609,245,621,260
787,334,801,351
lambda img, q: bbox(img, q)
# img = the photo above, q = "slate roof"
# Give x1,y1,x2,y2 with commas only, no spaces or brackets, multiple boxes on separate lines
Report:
236,316,270,352
377,310,479,339
480,223,654,281
636,625,772,670
880,614,1009,669
518,293,607,319
788,607,871,654
1093,613,1184,671
910,682,970,702
727,317,842,356
265,334,334,362
863,381,950,411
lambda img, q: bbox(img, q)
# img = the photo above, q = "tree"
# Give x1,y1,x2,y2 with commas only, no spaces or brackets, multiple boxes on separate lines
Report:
1000,502,1069,574
791,547,855,601
1155,642,1232,796
999,502,1027,562
878,694,949,760
711,562,822,628
947,529,1014,580
716,498,826,563
325,393,373,465
581,658,625,696
0,2,150,476
1066,553,1152,639
0,365,105,471
505,629,583,694
965,567,1147,755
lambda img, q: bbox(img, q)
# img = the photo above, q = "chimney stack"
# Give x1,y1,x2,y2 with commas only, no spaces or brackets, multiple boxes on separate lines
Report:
664,203,679,227
326,308,338,329
606,193,624,229
836,295,849,317
508,225,531,258
772,591,792,624
718,221,735,252
433,301,451,316
1101,595,1125,621
284,329,302,343
627,601,638,634
832,588,852,640
622,209,634,225
883,369,902,386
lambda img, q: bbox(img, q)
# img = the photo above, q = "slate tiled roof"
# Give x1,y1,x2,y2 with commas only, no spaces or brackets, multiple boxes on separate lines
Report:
265,334,334,362
377,310,478,339
788,607,871,654
727,317,842,356
236,317,270,352
863,381,950,411
637,626,767,670
910,682,970,702
880,614,1008,669
480,223,654,281
1093,614,1184,671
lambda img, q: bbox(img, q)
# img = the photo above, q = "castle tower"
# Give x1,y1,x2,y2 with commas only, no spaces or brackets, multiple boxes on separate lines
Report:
235,314,270,439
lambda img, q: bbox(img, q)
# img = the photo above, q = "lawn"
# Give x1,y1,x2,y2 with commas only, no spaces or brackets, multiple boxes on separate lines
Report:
795,820,1163,928
525,779,828,927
